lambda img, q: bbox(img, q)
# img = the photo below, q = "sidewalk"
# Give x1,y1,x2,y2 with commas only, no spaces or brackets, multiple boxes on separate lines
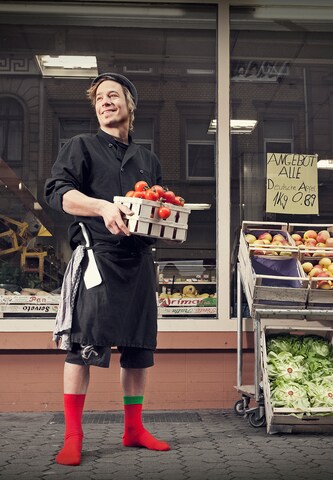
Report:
0,409,332,480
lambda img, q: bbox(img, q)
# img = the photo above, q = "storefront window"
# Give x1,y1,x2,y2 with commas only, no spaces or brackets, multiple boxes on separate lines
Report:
0,3,217,323
230,6,333,316
0,97,24,177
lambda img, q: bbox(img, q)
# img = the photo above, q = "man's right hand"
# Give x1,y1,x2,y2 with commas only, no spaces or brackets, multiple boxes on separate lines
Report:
100,202,134,236
62,190,133,236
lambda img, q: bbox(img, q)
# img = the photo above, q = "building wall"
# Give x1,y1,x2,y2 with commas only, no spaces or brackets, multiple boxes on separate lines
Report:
0,350,254,412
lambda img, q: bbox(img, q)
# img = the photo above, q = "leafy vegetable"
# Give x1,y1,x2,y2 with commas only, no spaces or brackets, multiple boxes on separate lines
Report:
270,380,310,410
306,378,333,408
267,351,306,381
266,333,333,413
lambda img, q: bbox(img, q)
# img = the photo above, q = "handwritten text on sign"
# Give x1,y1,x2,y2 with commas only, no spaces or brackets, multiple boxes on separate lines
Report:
266,153,318,214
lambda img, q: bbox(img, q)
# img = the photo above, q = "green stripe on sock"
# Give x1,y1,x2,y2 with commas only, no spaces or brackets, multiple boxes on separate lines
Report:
123,395,144,405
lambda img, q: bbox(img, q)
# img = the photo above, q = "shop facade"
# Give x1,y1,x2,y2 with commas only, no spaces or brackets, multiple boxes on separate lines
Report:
0,0,332,411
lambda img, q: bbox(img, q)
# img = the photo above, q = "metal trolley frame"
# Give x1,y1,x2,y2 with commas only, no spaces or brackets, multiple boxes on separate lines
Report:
235,263,333,429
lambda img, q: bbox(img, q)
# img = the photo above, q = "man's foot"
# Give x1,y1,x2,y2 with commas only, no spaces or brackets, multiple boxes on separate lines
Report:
123,428,170,451
55,434,83,466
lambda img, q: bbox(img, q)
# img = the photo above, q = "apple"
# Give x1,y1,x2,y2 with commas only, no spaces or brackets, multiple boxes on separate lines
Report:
294,240,304,246
305,238,317,248
273,233,285,242
304,229,318,240
308,266,323,278
316,230,330,243
325,237,333,248
319,257,332,268
327,264,333,274
258,232,272,242
316,271,331,278
262,239,271,245
291,233,302,242
302,262,314,273
245,233,257,244
317,280,332,290
271,240,283,246
323,269,333,277
253,239,265,245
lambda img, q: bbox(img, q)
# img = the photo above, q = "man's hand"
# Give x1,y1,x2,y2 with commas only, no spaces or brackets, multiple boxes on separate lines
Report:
62,190,134,236
101,202,134,236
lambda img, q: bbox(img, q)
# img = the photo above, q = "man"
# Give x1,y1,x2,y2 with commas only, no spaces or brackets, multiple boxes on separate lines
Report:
44,73,170,466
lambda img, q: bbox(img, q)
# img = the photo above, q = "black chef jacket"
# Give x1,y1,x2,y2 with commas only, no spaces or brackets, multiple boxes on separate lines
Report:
44,128,162,251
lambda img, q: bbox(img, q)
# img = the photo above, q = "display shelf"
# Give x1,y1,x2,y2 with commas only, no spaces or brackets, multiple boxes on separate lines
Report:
156,261,217,317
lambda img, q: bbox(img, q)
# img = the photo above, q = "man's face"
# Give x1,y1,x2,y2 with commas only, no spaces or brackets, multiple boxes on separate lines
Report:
95,80,129,130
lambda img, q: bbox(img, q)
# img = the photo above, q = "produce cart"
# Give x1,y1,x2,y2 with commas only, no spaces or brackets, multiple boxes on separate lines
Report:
235,221,333,433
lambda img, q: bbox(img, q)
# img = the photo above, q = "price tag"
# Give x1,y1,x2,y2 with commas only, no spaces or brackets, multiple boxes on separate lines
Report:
266,153,318,214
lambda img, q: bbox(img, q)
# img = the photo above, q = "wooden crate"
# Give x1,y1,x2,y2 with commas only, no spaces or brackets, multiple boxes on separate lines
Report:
114,196,190,242
261,322,333,434
289,223,333,259
240,221,298,258
297,256,333,308
238,224,308,315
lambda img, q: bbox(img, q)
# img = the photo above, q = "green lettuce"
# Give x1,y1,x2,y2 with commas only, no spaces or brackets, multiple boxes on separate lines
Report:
267,351,306,381
270,379,310,410
266,333,333,413
306,378,333,408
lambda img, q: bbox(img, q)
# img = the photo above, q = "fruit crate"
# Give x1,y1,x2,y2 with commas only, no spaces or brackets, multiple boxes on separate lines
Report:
298,256,333,308
240,221,298,259
238,251,309,316
113,196,190,242
288,223,333,259
261,321,333,434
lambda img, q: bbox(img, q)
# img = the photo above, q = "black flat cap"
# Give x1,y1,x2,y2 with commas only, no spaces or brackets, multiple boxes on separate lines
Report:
91,72,138,105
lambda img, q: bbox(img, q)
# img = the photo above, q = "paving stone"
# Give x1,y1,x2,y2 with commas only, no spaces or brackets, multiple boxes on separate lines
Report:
0,410,332,480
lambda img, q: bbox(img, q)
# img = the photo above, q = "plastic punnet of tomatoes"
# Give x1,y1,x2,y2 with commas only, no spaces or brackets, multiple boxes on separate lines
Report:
113,195,191,242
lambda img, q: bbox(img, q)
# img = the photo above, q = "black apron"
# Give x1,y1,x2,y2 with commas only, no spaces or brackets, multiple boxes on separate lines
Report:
70,243,157,350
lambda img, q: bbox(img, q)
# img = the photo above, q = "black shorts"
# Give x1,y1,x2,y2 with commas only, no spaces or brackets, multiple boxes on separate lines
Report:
65,343,154,369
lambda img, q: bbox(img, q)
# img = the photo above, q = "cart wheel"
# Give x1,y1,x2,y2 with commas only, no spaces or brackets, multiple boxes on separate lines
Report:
233,399,246,416
247,410,266,428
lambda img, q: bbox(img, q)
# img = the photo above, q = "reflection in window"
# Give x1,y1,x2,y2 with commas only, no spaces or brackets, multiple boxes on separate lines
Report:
59,118,95,151
186,119,215,180
132,118,154,152
230,6,333,316
0,97,23,176
264,119,293,156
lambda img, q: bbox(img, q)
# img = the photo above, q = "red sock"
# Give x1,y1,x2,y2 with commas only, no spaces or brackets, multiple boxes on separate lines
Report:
55,394,86,466
122,402,170,451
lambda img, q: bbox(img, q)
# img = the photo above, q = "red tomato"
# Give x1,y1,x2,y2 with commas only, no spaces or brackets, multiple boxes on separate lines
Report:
134,181,149,192
162,190,176,204
144,188,159,201
158,206,171,219
133,191,146,198
125,190,135,197
151,184,164,198
174,195,185,206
